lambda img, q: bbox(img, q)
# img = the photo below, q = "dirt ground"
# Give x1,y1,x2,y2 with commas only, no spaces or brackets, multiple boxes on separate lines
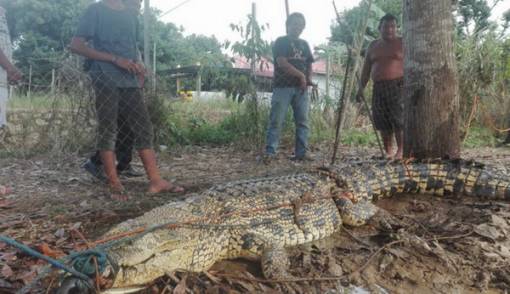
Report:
0,144,509,293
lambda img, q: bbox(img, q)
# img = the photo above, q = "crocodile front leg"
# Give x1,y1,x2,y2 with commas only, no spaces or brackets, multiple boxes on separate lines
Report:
335,197,379,226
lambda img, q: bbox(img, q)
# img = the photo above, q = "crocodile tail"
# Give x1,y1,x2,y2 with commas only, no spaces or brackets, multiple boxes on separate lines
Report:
327,159,510,202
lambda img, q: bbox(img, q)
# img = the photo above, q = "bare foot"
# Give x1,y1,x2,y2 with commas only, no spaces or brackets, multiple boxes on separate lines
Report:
394,152,403,160
148,179,185,194
0,185,11,196
109,182,128,201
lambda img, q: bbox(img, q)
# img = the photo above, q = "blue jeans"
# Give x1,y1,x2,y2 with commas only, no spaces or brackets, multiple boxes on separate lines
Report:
265,87,309,157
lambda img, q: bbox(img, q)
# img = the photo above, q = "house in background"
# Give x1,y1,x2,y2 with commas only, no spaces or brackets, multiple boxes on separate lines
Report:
158,56,341,102
232,56,341,101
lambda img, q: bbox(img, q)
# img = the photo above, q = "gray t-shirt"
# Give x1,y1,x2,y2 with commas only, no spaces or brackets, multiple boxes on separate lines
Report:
75,2,139,88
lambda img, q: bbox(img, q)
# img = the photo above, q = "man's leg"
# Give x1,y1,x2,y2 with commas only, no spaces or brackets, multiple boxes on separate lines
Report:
395,130,403,159
265,88,293,155
381,130,393,158
94,80,126,200
121,88,182,194
115,111,142,177
100,150,127,200
291,88,310,158
82,151,105,181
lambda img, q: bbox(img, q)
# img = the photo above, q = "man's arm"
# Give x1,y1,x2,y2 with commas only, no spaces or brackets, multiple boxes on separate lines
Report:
0,49,21,84
276,57,307,90
306,62,313,85
69,37,140,74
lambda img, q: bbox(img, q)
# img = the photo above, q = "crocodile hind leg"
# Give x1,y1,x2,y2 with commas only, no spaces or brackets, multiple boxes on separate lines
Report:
261,245,292,279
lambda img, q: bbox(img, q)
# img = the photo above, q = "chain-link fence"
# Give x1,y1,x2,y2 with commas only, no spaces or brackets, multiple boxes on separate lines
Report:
1,47,509,162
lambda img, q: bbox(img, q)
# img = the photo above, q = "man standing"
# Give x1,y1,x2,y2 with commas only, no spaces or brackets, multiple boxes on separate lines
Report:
0,6,21,129
70,0,183,200
82,0,144,180
263,12,314,163
357,14,404,159
0,6,22,196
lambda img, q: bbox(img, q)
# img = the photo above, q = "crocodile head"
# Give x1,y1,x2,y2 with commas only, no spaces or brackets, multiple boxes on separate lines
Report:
106,227,200,288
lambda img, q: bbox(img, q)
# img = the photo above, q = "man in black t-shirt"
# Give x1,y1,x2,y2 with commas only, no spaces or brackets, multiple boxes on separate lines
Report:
83,0,144,180
263,12,314,163
70,0,183,200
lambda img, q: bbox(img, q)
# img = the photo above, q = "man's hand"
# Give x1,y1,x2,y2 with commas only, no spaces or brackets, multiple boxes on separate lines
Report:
298,74,308,92
6,66,22,84
135,62,146,88
134,62,146,75
113,57,139,74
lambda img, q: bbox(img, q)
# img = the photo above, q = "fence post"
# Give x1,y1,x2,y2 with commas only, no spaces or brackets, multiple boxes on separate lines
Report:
51,68,55,96
153,41,157,93
326,51,330,99
195,65,201,99
27,65,32,99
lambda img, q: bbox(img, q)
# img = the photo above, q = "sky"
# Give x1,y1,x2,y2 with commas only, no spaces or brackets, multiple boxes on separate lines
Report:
150,0,510,51
151,0,362,50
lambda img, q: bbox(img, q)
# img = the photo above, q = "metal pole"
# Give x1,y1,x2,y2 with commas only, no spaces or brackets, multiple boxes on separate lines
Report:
325,52,330,99
28,65,32,99
51,68,55,96
250,3,257,74
153,41,157,93
285,0,289,17
143,0,151,73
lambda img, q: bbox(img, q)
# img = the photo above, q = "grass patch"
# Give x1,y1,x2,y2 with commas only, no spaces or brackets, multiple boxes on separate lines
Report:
462,126,497,148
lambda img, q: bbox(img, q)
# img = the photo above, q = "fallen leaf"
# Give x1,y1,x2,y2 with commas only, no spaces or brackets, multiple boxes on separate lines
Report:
173,274,188,294
1,265,13,278
204,271,222,284
54,228,65,238
0,200,14,209
15,269,37,285
474,224,504,241
37,243,65,259
0,278,13,288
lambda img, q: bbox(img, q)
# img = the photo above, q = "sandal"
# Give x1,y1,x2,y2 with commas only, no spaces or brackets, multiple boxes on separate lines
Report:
109,185,128,201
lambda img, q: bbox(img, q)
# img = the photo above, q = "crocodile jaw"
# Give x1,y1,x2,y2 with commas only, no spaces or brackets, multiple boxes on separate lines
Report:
107,229,198,288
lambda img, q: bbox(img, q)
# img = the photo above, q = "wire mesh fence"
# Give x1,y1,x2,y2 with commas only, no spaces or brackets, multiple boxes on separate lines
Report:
0,49,509,163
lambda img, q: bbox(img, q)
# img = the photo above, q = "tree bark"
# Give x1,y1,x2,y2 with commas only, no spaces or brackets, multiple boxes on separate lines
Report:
403,0,460,158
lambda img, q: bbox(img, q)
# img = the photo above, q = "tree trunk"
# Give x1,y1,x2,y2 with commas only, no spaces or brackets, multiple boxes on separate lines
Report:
403,0,460,158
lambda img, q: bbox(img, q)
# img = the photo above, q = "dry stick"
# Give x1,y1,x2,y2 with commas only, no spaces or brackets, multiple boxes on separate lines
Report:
331,0,373,164
331,47,353,164
478,100,510,133
461,95,479,143
354,73,385,157
342,228,373,250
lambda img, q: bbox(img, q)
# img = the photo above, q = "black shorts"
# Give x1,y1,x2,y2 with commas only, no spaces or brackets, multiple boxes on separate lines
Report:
93,77,153,151
372,78,403,132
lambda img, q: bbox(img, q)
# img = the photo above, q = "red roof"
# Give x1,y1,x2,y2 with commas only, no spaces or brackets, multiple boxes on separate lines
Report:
232,56,328,77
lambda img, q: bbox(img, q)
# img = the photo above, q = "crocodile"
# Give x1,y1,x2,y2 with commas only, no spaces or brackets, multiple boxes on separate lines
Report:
60,159,510,291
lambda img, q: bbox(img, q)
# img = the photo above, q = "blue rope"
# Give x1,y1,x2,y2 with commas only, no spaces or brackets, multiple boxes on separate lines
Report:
0,235,90,281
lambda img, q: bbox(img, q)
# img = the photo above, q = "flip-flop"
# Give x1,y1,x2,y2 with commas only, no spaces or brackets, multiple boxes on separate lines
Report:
109,186,128,201
167,185,185,194
147,184,185,195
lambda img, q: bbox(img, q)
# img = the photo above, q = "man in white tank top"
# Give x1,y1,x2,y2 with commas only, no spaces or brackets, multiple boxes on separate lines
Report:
0,6,21,196
0,6,21,128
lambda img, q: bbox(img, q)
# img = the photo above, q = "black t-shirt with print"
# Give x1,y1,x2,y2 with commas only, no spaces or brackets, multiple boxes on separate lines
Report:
272,35,314,88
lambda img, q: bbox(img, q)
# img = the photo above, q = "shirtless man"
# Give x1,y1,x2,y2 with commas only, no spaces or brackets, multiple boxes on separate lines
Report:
357,14,404,159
